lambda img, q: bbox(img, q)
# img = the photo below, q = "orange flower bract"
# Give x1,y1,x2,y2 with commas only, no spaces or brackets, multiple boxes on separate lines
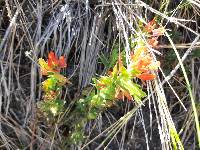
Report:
39,51,67,75
47,51,59,68
144,18,157,33
129,53,160,81
137,73,156,80
47,51,67,70
147,38,159,47
59,56,67,68
115,88,133,101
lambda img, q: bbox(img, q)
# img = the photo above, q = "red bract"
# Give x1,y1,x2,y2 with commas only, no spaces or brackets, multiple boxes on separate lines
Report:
47,51,67,70
138,59,152,72
130,53,160,81
58,56,67,68
148,38,159,47
144,18,156,33
47,51,59,68
137,73,156,80
131,54,152,72
39,51,67,75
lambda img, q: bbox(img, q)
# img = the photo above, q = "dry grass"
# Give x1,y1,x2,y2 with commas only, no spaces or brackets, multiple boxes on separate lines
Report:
0,0,199,149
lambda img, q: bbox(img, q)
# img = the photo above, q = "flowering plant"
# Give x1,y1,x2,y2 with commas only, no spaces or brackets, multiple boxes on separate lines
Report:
37,18,165,145
69,18,165,143
38,51,70,116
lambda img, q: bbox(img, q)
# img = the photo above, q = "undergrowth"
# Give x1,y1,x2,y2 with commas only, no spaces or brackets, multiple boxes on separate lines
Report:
0,0,199,149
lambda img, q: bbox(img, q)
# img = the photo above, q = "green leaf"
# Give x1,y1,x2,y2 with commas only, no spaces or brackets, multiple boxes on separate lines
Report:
100,84,116,100
99,52,110,68
99,47,119,70
98,76,113,85
109,46,120,68
42,77,58,91
37,99,65,116
128,68,141,76
117,78,146,102
87,108,98,120
70,123,85,144
120,66,131,79
192,49,200,57
91,95,104,106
